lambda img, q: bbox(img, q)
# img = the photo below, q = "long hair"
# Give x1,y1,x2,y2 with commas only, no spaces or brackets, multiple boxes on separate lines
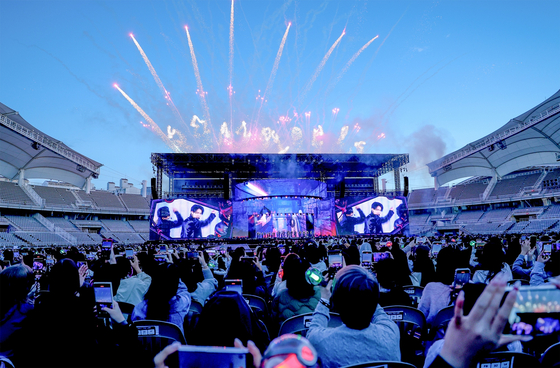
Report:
144,263,180,321
179,258,204,293
478,238,506,282
285,257,315,300
0,265,34,320
263,247,282,283
435,247,460,285
413,245,435,286
49,258,81,297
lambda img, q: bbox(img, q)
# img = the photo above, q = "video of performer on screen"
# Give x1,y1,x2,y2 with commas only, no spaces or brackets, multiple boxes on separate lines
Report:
335,196,408,235
149,198,232,240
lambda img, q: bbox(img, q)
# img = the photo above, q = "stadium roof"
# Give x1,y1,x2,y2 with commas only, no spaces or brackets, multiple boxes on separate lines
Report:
0,102,102,188
428,89,560,186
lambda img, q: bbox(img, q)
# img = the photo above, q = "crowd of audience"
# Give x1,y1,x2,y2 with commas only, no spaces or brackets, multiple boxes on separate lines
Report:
0,232,559,368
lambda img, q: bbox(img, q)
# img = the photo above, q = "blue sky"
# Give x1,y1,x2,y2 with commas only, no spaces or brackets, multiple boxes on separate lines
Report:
1,0,559,190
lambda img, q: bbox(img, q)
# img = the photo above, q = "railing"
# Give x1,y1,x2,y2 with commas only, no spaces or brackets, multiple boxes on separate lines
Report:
20,184,45,207
0,114,100,174
33,213,77,245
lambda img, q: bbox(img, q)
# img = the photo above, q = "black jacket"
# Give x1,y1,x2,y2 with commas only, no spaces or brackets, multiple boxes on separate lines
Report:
181,213,216,238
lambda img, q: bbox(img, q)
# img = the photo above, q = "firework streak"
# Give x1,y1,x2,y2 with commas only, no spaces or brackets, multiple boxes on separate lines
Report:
114,84,181,152
300,29,345,104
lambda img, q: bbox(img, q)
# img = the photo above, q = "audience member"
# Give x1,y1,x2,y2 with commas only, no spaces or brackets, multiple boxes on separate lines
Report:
307,265,400,368
131,262,191,334
418,246,460,325
271,256,321,325
472,238,512,283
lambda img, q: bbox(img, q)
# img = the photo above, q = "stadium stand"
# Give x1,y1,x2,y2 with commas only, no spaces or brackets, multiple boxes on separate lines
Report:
3,215,47,231
0,181,33,205
120,193,150,211
32,186,77,208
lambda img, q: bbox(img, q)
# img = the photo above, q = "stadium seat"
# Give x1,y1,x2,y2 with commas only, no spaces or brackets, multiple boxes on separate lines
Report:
340,361,417,368
278,312,343,337
402,285,424,307
133,320,186,359
475,352,540,368
427,305,454,341
383,306,427,367
243,294,269,319
184,300,203,340
540,342,560,367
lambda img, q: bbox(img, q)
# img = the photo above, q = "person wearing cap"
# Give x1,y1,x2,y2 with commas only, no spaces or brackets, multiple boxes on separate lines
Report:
307,265,400,368
337,206,366,235
181,204,217,239
154,206,184,240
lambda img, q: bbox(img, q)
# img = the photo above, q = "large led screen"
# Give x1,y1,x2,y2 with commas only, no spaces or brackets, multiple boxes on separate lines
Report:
149,198,233,240
248,212,315,239
334,196,409,235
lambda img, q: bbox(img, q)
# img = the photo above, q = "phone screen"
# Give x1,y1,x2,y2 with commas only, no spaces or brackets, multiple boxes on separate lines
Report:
328,253,342,266
101,241,112,250
373,252,390,263
225,279,243,295
454,268,470,287
33,259,45,271
278,247,286,255
125,249,133,258
432,243,442,255
543,243,552,254
362,252,373,263
13,251,20,258
77,261,88,269
509,286,560,336
94,283,113,311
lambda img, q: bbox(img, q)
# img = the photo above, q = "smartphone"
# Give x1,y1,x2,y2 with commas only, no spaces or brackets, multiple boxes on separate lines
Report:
93,282,113,316
225,279,243,295
77,261,88,269
509,285,560,336
125,248,134,259
328,252,342,267
432,243,442,257
101,240,112,251
475,242,485,250
187,251,199,260
278,246,286,255
373,252,390,263
178,345,248,368
246,250,255,257
154,255,168,263
32,258,45,272
13,251,20,258
361,251,373,266
543,243,552,257
453,268,470,288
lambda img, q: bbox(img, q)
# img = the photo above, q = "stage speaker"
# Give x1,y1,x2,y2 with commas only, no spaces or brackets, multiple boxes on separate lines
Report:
223,172,230,200
404,176,409,197
150,178,158,200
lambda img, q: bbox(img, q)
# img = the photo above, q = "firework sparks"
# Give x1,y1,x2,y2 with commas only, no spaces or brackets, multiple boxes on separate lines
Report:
337,125,349,144
257,22,292,125
130,34,194,141
332,107,340,121
312,125,324,149
167,125,177,139
185,26,212,136
377,132,386,140
114,84,181,152
328,35,379,94
229,0,235,87
354,141,366,153
300,29,345,103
